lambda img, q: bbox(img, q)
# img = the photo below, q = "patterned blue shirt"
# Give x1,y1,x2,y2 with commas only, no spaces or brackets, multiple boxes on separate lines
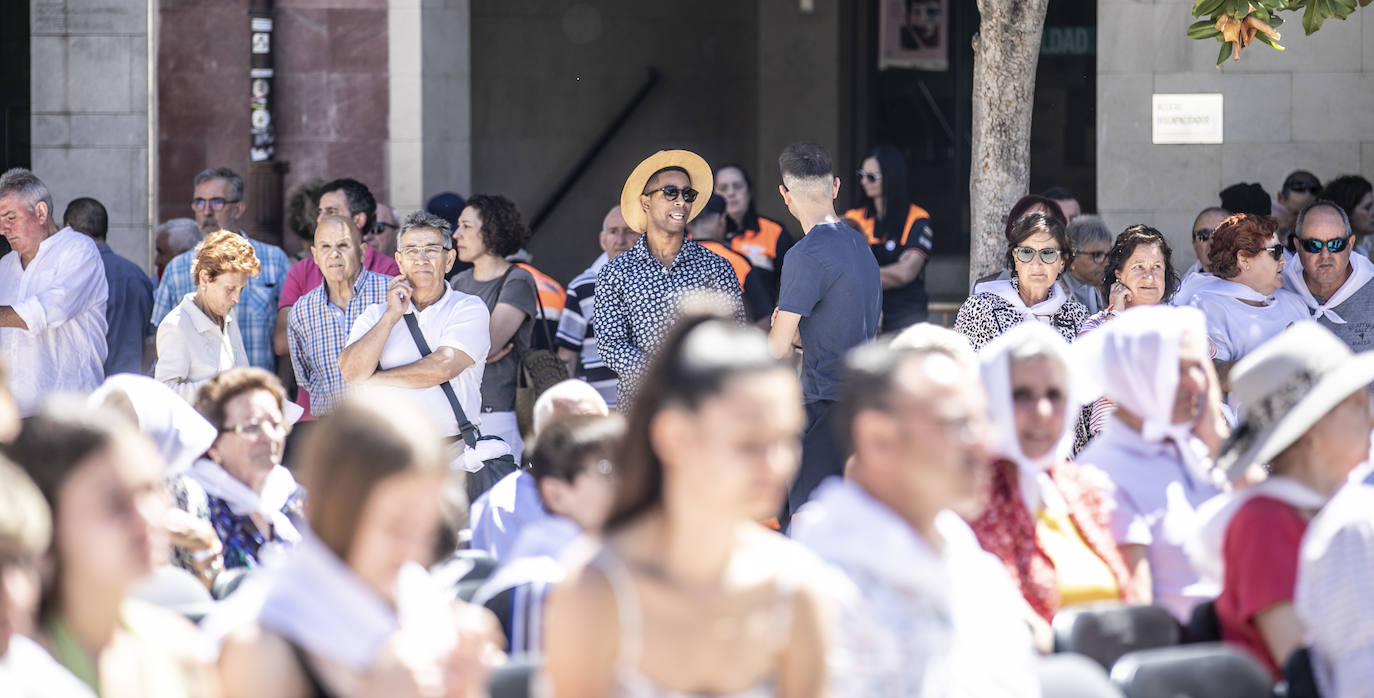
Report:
209,489,305,569
287,270,391,415
591,235,744,407
151,233,289,371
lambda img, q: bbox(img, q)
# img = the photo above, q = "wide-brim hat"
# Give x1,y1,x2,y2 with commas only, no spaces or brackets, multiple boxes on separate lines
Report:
619,150,713,234
1217,321,1374,479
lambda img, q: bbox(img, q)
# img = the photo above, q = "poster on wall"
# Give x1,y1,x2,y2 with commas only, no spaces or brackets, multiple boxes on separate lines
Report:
879,0,949,72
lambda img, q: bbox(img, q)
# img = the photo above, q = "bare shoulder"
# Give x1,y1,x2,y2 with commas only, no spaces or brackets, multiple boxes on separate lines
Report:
219,621,309,698
543,541,620,698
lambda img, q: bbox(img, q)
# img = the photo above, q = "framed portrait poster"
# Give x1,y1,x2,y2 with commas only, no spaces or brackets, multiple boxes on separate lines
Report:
879,0,949,72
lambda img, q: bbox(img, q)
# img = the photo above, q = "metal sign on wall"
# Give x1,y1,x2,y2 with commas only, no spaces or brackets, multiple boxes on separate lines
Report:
1152,93,1224,145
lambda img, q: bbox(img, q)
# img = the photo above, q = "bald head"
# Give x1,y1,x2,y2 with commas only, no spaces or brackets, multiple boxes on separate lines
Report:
533,379,610,436
312,214,365,285
599,205,638,260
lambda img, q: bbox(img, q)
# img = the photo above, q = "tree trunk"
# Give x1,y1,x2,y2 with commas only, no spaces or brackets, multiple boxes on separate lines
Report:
969,0,1050,288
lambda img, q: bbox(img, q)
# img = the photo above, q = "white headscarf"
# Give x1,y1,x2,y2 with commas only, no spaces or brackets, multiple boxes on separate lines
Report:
88,374,218,474
981,278,1070,324
185,457,302,544
979,323,1091,513
1075,305,1222,487
1283,248,1374,324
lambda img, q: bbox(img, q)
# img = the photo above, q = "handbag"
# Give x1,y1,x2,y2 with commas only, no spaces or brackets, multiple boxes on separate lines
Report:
400,312,517,503
515,273,571,437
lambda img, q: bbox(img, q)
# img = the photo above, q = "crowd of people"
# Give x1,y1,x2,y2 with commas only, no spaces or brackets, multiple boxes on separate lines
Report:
1,143,1374,698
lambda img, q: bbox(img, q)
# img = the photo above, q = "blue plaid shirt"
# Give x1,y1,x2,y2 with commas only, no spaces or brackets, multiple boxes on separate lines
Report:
287,270,391,415
151,233,289,371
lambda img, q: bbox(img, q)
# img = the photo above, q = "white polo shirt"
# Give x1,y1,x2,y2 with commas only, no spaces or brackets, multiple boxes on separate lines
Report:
346,286,490,437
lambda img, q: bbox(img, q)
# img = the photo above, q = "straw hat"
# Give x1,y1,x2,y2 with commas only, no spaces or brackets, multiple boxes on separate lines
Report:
619,150,713,233
1217,321,1374,479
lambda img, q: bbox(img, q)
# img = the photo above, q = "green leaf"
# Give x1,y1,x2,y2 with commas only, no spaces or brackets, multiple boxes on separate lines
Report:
1193,0,1226,16
1303,0,1361,35
1255,32,1286,50
1217,40,1233,65
1269,14,1285,28
1188,19,1224,38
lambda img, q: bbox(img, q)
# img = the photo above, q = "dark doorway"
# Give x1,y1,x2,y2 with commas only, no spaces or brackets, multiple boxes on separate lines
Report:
1,0,30,171
1030,1,1097,213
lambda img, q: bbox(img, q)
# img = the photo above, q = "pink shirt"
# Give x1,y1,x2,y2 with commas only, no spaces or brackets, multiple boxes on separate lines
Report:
279,245,399,418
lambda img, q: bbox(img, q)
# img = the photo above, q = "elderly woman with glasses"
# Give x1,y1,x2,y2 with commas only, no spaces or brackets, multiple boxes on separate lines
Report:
1184,214,1308,391
168,368,303,585
955,213,1088,351
156,230,261,402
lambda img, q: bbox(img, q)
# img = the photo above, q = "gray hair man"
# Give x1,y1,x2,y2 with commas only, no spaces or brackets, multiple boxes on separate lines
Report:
339,210,491,440
150,166,290,372
155,218,203,274
0,168,109,415
1063,214,1112,314
1282,200,1374,351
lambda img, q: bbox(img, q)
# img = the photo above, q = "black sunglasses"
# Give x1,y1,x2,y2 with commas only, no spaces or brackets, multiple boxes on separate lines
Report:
1258,244,1285,261
1013,246,1062,264
1192,228,1212,242
1287,184,1320,194
1297,236,1351,254
643,185,699,203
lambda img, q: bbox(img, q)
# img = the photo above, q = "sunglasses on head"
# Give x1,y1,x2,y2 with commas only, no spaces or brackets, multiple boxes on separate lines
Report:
1013,246,1062,264
856,170,882,184
1258,244,1285,261
643,185,699,203
1297,236,1351,254
1193,228,1212,242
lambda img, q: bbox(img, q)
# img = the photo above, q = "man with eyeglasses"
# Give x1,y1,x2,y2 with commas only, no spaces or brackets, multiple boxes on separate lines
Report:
1281,201,1374,351
274,178,399,415
1174,206,1230,306
339,210,490,441
593,150,744,408
152,167,289,372
367,202,400,258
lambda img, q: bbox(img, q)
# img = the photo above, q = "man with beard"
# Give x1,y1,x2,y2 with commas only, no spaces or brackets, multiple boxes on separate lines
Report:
151,167,289,371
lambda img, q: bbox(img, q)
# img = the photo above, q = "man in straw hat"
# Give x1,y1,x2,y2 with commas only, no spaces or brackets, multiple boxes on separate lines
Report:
1191,321,1374,678
592,150,744,408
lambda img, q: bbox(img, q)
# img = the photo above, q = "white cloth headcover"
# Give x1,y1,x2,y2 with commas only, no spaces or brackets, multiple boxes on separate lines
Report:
979,322,1091,513
88,374,218,474
1283,248,1374,324
981,279,1069,324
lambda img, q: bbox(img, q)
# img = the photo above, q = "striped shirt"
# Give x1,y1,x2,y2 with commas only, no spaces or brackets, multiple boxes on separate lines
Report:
152,233,289,371
555,254,618,408
286,270,391,415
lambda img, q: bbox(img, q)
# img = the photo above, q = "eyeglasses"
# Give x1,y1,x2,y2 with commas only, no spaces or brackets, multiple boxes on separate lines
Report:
370,221,399,236
1013,246,1062,264
1297,236,1351,254
856,170,882,184
1192,228,1212,242
643,185,699,203
1287,184,1320,194
1079,250,1109,264
220,418,287,439
398,244,447,261
1258,244,1285,261
191,197,241,211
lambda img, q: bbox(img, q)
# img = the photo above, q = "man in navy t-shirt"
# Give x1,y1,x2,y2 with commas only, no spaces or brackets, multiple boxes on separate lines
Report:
768,141,882,527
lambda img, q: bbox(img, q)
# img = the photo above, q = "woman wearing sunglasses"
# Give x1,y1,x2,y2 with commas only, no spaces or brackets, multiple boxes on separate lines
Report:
955,213,1087,351
844,145,937,332
1185,214,1307,391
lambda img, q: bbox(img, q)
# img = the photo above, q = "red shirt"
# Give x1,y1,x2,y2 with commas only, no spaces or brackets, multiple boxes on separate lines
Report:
1215,496,1309,678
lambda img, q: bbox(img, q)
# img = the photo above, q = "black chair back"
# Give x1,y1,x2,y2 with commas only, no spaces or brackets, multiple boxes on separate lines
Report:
1110,644,1274,698
1053,603,1182,670
1281,646,1321,698
1185,600,1221,643
1039,653,1126,698
489,656,537,698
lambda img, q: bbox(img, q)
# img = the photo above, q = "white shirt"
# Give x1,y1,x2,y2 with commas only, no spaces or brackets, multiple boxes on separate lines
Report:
0,634,98,698
1078,417,1223,622
1188,279,1308,360
1295,472,1374,698
0,227,108,415
792,478,1039,698
345,286,490,437
155,293,249,402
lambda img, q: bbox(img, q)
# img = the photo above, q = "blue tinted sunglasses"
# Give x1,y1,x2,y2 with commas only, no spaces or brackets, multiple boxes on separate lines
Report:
1297,236,1351,254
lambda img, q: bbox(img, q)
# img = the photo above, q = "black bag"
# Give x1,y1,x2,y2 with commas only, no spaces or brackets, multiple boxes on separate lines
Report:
401,312,517,503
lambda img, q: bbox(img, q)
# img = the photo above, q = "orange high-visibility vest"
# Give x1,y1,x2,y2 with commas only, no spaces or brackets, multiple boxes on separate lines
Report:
698,240,751,291
843,204,931,246
728,215,787,270
516,262,566,321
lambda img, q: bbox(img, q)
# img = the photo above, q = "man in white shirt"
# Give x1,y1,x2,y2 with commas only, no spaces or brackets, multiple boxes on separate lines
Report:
339,210,490,439
791,330,1040,697
0,168,108,415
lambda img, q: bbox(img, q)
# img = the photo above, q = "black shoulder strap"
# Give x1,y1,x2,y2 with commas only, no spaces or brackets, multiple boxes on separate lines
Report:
401,312,478,449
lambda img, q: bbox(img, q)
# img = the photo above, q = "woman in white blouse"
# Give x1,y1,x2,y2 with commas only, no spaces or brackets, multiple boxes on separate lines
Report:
155,230,260,401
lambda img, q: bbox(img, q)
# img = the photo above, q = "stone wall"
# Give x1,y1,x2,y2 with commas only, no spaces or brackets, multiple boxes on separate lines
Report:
31,0,152,270
1097,0,1374,268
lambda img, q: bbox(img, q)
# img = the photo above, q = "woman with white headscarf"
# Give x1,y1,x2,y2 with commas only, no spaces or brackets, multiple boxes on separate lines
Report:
1074,306,1229,622
968,323,1138,624
1186,322,1374,679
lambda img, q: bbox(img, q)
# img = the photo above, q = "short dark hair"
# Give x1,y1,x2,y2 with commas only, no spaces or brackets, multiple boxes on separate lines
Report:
63,197,108,240
1318,175,1373,221
528,414,625,488
1282,170,1321,195
835,341,906,454
778,141,834,183
1041,186,1075,202
1219,182,1271,217
320,178,378,234
644,166,689,193
1004,212,1072,272
464,194,529,258
1102,225,1179,302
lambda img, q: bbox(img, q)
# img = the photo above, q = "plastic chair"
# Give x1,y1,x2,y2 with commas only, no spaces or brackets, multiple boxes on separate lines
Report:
1110,644,1273,698
1053,603,1182,670
211,566,253,600
489,655,538,698
1039,653,1126,698
1278,647,1321,698
1185,599,1221,643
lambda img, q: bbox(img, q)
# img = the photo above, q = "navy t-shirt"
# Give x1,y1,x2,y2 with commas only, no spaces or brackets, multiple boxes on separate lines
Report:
779,221,882,403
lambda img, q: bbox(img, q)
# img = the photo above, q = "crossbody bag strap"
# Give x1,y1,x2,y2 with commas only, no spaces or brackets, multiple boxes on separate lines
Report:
401,312,478,449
